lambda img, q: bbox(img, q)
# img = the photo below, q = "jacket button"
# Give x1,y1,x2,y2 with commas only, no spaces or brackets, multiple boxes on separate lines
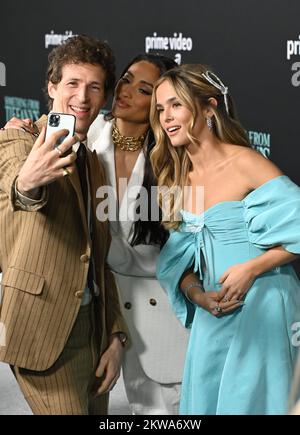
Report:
80,254,90,263
75,290,84,298
149,298,157,306
124,302,132,310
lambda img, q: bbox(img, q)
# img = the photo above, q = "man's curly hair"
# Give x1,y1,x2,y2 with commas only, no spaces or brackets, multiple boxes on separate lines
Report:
45,34,116,109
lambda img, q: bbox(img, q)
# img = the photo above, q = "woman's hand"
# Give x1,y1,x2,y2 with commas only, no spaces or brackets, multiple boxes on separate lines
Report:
217,262,256,303
3,117,37,134
195,290,244,317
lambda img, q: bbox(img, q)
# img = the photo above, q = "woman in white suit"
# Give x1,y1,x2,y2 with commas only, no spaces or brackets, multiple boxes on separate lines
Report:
88,54,189,415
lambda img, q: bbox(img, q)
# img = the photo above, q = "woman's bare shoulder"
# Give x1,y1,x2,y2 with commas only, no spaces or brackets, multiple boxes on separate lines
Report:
232,146,283,189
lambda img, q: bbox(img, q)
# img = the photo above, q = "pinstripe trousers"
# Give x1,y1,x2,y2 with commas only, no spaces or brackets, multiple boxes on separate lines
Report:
11,302,108,415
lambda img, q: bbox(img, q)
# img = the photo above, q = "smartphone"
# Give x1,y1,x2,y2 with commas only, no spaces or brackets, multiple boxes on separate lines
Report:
45,112,76,154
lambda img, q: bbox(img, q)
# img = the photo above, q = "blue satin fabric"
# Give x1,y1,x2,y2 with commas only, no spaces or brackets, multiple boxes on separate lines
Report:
157,176,300,414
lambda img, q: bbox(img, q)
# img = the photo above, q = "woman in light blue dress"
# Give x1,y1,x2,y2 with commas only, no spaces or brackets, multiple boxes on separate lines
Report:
149,64,300,414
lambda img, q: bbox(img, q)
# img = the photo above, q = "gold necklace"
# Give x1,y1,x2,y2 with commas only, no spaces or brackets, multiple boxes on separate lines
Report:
112,123,145,152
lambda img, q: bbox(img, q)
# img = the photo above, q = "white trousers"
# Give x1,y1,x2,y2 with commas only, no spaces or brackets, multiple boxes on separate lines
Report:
122,345,181,415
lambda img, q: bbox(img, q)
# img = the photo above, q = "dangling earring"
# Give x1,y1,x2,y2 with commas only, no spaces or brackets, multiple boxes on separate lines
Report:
206,117,213,130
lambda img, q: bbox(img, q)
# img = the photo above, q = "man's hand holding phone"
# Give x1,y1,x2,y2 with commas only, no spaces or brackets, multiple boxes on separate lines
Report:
17,126,78,198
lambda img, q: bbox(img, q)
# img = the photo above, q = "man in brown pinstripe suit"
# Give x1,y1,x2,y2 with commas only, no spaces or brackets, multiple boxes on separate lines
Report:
0,35,128,415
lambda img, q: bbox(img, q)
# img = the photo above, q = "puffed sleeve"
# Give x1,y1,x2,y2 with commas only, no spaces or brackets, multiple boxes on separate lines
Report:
156,229,196,328
244,175,300,254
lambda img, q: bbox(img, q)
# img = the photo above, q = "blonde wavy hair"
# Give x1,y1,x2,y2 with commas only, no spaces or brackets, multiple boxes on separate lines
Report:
150,64,250,230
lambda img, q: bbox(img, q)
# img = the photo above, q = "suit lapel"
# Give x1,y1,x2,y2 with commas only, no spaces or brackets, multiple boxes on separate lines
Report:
119,150,145,241
35,114,48,132
87,150,108,253
89,120,119,234
88,117,146,242
87,150,96,219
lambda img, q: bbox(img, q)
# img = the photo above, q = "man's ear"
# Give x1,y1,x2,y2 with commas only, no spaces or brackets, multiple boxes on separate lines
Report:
48,81,56,99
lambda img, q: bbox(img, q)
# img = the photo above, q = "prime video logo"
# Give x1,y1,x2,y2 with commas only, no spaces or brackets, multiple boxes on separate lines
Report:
0,62,6,86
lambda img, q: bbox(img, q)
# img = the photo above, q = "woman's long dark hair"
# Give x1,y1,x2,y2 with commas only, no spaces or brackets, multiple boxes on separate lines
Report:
106,53,177,248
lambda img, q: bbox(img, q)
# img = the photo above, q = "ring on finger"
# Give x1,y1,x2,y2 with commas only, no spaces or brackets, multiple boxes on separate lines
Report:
55,145,62,156
213,304,222,314
62,167,71,177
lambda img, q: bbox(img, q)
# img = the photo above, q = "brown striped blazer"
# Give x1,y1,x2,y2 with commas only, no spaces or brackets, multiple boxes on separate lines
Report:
0,116,127,371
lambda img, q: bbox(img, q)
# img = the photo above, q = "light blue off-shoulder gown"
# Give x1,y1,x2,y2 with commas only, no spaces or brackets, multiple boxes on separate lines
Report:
157,176,300,415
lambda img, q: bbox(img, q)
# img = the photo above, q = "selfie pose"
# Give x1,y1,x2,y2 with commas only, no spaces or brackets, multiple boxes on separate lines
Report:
0,35,127,415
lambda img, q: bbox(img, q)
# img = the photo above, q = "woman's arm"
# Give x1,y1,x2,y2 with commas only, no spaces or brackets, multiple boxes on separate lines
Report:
107,233,160,278
3,117,36,134
248,246,298,275
218,247,299,302
179,269,244,316
216,149,298,302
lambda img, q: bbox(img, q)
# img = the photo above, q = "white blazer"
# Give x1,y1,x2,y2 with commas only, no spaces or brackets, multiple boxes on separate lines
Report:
88,115,189,383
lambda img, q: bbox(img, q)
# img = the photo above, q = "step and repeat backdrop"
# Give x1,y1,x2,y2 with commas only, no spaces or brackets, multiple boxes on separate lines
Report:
0,0,299,180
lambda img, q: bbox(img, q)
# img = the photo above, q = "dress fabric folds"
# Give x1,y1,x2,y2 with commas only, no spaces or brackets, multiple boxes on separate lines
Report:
157,176,300,415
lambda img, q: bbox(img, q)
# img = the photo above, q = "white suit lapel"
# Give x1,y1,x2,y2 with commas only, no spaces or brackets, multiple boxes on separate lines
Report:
119,151,145,241
88,115,119,233
88,114,146,242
